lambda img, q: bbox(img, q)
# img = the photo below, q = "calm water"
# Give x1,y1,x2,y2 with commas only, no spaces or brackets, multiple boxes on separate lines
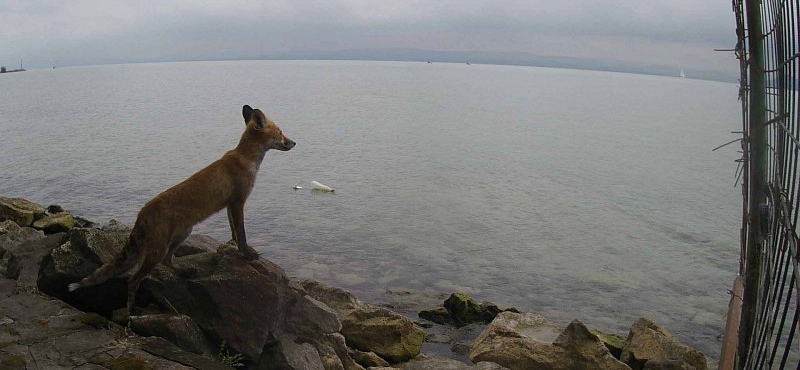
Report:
0,60,741,359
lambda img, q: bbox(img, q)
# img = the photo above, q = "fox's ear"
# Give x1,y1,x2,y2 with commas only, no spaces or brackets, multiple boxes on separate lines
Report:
252,109,266,130
242,105,254,125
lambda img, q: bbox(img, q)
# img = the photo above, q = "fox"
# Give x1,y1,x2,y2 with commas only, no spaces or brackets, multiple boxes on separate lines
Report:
68,105,295,318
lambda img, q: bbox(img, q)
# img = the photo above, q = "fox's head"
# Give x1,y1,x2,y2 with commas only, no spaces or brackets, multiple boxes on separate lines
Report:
242,105,296,151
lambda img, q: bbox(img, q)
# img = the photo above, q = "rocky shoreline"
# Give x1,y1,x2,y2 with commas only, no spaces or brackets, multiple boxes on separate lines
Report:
0,196,708,370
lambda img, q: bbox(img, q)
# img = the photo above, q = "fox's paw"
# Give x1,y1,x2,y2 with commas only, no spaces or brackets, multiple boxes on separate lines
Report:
243,250,260,261
67,282,81,292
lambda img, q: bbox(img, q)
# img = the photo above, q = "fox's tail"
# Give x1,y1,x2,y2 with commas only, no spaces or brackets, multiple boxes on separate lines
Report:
68,229,144,292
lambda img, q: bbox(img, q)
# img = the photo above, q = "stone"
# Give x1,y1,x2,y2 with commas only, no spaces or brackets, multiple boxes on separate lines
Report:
143,251,342,362
128,314,214,356
46,204,65,214
0,220,21,235
37,227,129,316
442,293,515,326
353,350,390,368
32,211,75,233
176,234,222,257
470,313,627,370
0,197,46,227
402,357,509,370
419,307,455,325
0,246,20,280
592,329,627,359
620,318,707,370
259,336,326,370
301,279,425,363
0,227,62,287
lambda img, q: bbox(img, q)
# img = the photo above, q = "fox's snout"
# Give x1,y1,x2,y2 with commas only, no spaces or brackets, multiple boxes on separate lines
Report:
278,137,296,151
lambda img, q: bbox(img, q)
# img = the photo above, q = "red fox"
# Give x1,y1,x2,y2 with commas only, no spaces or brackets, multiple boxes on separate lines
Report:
69,105,295,318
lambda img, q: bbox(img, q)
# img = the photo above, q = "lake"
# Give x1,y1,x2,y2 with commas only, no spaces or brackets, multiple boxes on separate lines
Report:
0,60,741,360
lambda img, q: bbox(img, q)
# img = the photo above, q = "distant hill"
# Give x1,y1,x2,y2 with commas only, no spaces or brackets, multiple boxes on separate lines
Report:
257,48,737,83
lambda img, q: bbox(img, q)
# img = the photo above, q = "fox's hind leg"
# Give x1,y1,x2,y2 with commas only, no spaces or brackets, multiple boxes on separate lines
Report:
125,248,165,318
162,227,197,277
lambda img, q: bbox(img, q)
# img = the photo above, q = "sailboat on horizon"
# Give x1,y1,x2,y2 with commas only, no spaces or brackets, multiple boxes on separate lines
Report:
679,69,685,78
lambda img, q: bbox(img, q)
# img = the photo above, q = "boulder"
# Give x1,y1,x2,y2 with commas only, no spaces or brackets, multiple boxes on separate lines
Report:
402,357,509,370
470,313,628,370
129,314,214,355
0,226,63,287
0,197,46,227
142,246,342,362
592,329,627,359
419,307,455,325
0,220,21,235
301,279,425,363
0,246,20,280
620,318,706,370
37,226,129,315
353,349,391,368
176,233,222,257
46,204,65,214
259,336,326,370
31,211,75,233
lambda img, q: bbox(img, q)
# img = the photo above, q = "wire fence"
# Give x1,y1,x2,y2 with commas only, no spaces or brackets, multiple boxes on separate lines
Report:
731,0,800,369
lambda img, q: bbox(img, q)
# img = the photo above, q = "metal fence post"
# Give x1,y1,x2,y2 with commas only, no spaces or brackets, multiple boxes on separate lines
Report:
738,0,767,368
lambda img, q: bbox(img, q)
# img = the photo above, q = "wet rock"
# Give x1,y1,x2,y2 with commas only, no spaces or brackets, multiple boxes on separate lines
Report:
128,314,214,356
301,279,425,363
312,333,367,370
32,211,75,233
419,307,455,325
0,220,21,235
0,196,46,227
46,204,65,214
620,318,707,370
470,313,627,370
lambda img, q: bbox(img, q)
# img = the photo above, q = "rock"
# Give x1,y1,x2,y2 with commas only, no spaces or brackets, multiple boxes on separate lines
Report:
419,307,455,325
316,332,367,370
176,234,222,257
620,318,707,370
301,279,425,363
100,219,131,233
259,336,326,370
128,314,214,356
470,313,626,370
73,215,100,229
0,197,46,227
402,357,509,370
46,204,65,214
0,289,234,370
442,293,516,326
32,211,75,233
592,329,627,359
0,220,21,235
0,227,62,287
0,246,20,280
143,250,343,362
37,227,129,316
353,349,391,368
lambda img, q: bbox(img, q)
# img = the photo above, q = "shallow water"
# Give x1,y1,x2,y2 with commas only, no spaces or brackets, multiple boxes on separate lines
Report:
0,60,741,360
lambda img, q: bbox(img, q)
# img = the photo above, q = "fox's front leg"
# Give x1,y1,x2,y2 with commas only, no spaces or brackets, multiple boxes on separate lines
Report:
228,203,259,260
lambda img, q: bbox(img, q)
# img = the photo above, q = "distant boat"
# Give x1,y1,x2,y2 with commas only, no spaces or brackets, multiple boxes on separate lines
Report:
466,62,471,65
679,69,685,78
426,61,432,64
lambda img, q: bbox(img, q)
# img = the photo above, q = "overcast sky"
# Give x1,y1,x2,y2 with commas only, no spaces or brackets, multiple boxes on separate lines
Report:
0,0,738,74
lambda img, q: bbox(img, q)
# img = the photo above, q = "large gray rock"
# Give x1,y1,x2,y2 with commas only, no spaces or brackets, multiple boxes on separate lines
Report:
176,233,222,257
403,357,509,370
620,318,706,370
0,246,20,280
0,197,46,227
259,336,326,370
470,313,629,370
0,226,63,287
0,220,21,235
301,279,425,363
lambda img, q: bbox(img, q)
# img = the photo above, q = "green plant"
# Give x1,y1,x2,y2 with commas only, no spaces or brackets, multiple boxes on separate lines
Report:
218,340,245,368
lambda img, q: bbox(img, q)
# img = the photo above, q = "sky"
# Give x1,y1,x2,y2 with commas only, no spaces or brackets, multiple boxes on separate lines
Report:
0,0,738,76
